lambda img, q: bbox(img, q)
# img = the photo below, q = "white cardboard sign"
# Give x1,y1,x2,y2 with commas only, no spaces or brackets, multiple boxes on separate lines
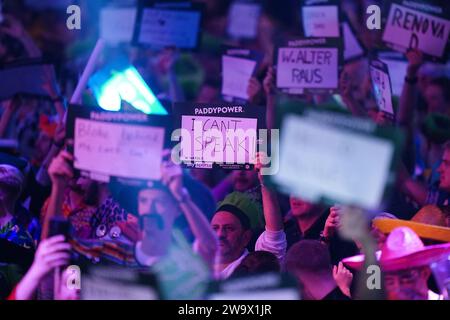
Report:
100,8,137,44
74,118,165,181
137,8,201,48
382,3,450,59
222,55,257,100
302,5,340,37
276,47,339,90
275,114,394,210
227,2,261,39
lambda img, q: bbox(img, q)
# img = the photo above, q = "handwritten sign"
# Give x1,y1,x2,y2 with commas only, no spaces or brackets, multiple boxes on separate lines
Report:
273,109,402,211
81,267,159,300
222,53,257,101
134,2,202,49
301,0,340,37
100,7,137,44
227,1,261,39
208,273,300,300
370,59,394,117
276,38,341,93
382,0,450,61
67,105,171,184
74,119,164,181
173,103,265,170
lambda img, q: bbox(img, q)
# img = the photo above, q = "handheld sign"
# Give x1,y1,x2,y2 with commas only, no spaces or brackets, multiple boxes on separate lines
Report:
378,51,409,97
227,0,261,40
221,48,260,102
342,14,366,62
0,61,56,101
133,1,203,50
207,272,300,300
172,103,266,170
100,7,137,45
300,0,341,37
275,38,342,94
370,58,395,119
66,104,171,184
81,266,159,300
381,0,450,62
271,107,404,211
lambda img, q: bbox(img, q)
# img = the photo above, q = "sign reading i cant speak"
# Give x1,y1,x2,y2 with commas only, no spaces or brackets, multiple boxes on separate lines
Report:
172,103,266,170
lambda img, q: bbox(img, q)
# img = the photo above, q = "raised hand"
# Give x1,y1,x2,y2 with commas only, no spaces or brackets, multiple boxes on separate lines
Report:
161,149,184,200
324,206,341,238
247,77,263,104
333,261,353,298
48,150,74,187
28,235,71,280
405,49,423,77
263,66,275,96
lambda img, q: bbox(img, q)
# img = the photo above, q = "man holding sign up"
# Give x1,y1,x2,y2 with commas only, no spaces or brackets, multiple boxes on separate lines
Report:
172,103,266,171
276,38,342,94
382,0,450,62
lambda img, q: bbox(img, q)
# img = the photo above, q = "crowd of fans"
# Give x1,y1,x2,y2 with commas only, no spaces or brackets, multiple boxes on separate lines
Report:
0,0,450,300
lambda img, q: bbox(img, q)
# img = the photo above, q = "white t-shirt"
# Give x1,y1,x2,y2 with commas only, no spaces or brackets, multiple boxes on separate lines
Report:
213,229,287,280
428,290,444,300
214,249,249,280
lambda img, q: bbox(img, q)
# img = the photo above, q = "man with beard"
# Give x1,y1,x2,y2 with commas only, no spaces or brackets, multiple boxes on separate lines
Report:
211,161,286,279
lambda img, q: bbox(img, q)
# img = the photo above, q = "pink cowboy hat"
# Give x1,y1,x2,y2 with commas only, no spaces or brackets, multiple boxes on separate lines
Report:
342,227,450,272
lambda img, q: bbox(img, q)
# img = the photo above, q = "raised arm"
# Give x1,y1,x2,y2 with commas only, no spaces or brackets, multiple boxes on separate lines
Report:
42,150,73,239
161,158,218,267
397,49,423,127
339,207,386,300
397,162,428,207
263,66,276,129
0,15,41,58
13,235,71,300
258,163,283,232
36,122,66,186
42,66,66,121
254,152,286,260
